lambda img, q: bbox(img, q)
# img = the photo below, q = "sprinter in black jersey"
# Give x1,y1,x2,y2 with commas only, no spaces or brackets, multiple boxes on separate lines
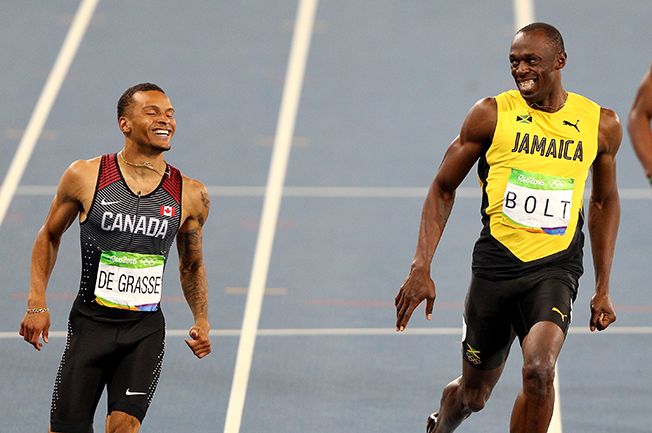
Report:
20,83,211,433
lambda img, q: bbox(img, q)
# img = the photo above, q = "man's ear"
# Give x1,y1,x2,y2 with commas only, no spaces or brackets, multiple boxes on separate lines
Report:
556,52,567,70
118,117,130,134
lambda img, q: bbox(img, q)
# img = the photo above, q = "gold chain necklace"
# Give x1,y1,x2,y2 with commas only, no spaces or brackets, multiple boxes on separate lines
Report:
528,92,568,112
118,151,169,177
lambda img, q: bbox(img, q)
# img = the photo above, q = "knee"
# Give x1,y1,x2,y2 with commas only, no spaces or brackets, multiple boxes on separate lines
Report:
107,411,141,433
521,358,555,401
461,383,493,413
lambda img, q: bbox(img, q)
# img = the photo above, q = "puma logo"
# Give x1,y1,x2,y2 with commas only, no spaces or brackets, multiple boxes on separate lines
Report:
552,307,568,322
563,119,580,132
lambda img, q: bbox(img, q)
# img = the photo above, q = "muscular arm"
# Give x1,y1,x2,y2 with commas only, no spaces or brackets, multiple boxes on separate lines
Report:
177,178,211,358
628,63,652,179
395,98,496,331
588,108,622,331
20,161,91,350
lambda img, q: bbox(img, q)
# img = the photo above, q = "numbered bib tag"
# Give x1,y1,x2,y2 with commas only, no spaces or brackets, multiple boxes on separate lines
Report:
501,169,574,235
94,251,164,311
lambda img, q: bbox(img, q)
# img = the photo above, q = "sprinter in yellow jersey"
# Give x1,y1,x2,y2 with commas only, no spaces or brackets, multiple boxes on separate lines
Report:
395,23,621,433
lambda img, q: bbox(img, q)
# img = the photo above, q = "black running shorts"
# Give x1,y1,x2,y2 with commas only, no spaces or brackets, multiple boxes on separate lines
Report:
50,307,165,433
461,268,577,371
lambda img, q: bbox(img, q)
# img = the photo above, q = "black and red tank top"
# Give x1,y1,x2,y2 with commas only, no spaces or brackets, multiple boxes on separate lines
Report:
73,153,182,321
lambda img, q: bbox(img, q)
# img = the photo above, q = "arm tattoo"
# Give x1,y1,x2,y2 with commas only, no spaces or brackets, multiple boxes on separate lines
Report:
200,190,210,212
197,191,209,227
177,226,209,321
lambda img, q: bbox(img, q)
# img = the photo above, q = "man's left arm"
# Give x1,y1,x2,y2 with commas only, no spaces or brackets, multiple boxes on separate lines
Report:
588,107,622,332
177,178,211,358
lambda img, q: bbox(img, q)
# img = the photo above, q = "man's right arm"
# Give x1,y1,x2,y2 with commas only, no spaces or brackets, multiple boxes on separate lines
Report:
394,97,497,331
19,160,92,350
629,62,652,180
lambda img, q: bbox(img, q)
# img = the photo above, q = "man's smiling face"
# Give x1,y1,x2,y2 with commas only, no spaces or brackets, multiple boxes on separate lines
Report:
509,29,566,106
121,90,176,151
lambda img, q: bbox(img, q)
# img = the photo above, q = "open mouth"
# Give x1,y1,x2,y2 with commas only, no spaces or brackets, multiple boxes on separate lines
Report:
153,129,171,137
518,79,536,91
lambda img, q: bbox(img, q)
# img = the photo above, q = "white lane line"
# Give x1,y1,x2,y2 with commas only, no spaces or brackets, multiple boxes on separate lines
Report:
4,326,652,340
0,0,100,228
513,0,535,31
511,2,565,431
551,364,563,433
222,1,319,432
17,185,652,199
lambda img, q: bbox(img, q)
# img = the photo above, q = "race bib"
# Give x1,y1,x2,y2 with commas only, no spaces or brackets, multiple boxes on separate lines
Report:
94,251,164,311
501,169,574,235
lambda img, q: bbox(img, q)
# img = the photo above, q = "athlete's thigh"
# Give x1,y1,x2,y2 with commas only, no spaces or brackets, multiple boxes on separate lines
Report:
513,270,577,340
462,274,517,371
107,311,165,423
50,309,116,432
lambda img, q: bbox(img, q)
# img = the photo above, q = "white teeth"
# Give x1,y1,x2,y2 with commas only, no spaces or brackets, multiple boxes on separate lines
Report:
155,130,169,136
520,79,535,90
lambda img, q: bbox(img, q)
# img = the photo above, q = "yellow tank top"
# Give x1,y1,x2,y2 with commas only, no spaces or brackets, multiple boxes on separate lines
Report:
482,90,600,262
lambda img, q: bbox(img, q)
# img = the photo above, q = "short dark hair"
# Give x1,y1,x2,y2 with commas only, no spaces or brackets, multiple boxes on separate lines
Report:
517,22,565,54
117,83,165,120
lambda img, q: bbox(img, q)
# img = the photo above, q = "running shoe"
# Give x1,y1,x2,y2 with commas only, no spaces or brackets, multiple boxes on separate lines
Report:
426,412,438,433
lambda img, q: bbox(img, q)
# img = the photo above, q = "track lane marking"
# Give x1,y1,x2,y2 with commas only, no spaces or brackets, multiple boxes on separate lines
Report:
222,1,319,432
14,185,652,199
0,0,100,228
4,326,651,339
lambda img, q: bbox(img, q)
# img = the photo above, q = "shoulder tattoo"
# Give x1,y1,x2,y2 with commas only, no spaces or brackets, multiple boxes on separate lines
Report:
200,190,210,211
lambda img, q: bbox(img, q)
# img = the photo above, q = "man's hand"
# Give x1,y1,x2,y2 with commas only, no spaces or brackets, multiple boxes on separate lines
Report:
589,292,616,332
395,268,436,332
184,325,211,359
19,311,50,351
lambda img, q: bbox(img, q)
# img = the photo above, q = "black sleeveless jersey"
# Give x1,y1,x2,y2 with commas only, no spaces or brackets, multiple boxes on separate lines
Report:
73,153,182,321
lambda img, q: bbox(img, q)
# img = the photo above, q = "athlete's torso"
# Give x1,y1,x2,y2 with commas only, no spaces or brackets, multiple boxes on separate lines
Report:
74,153,182,321
472,90,601,280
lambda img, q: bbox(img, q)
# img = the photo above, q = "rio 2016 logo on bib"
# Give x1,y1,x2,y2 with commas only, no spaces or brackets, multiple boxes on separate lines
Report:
501,168,574,235
94,251,165,311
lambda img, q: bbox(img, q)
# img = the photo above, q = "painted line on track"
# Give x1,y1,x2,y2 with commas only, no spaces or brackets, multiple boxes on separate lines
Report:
14,185,652,199
510,0,565,430
0,0,100,228
510,0,571,430
4,326,652,340
222,1,319,432
513,0,535,32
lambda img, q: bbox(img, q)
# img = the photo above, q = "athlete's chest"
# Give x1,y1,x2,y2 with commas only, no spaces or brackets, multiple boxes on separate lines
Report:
490,108,598,173
89,184,180,242
85,154,183,244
